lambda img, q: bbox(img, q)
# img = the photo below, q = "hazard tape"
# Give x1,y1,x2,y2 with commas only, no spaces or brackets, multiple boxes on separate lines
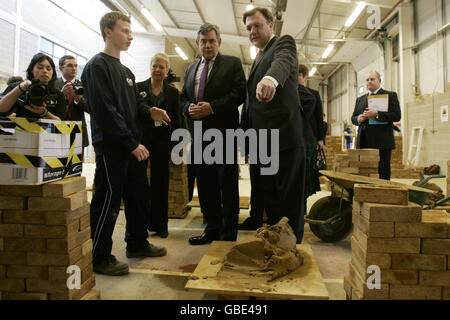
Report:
0,117,82,135
0,153,82,169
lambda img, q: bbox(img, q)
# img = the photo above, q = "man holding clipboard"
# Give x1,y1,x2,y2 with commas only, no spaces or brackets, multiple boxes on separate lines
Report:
351,71,401,180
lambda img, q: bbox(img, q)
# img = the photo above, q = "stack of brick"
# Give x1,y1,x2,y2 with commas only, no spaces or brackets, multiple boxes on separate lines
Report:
344,184,450,300
168,161,189,219
333,149,380,178
0,177,99,300
324,136,343,171
390,136,403,170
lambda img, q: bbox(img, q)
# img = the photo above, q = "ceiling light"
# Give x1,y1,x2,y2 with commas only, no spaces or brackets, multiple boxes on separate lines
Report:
309,67,317,77
246,4,254,11
141,7,163,32
345,2,366,27
175,46,188,60
250,46,257,59
321,44,335,59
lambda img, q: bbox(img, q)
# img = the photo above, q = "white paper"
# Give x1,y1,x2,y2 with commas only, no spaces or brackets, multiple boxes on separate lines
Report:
368,94,388,112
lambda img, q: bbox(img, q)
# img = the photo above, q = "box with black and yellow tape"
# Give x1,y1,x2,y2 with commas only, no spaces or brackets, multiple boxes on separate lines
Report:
0,117,83,185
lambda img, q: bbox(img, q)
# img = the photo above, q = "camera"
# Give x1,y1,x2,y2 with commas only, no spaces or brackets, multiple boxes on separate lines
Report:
72,80,84,95
25,79,59,107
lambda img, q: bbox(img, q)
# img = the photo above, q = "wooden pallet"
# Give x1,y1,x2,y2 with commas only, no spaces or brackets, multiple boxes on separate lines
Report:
185,241,329,300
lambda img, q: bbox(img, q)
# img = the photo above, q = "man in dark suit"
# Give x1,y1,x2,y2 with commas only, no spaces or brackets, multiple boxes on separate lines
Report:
56,55,89,152
351,71,401,180
241,7,307,243
181,23,246,245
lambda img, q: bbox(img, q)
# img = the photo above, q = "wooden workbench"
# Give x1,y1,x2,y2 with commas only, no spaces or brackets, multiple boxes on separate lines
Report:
185,241,329,300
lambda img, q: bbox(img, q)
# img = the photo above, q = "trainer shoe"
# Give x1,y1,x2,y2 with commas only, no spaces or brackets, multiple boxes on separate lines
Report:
126,243,167,258
93,255,129,276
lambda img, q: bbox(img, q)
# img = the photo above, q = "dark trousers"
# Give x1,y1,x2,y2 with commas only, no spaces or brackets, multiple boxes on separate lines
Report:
379,149,392,180
248,163,264,225
90,147,149,263
188,163,196,202
147,151,170,233
258,147,306,243
195,163,240,241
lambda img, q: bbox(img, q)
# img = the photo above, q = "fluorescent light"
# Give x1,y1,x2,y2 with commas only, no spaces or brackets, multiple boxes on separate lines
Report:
321,44,335,59
246,4,254,11
250,46,257,59
309,67,317,77
175,46,188,60
345,1,366,27
141,7,163,32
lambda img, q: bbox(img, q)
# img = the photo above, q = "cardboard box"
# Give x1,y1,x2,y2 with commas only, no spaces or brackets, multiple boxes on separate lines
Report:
0,118,83,185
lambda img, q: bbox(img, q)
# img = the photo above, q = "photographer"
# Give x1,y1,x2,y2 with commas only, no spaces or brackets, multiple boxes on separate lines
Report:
0,53,66,120
56,55,89,150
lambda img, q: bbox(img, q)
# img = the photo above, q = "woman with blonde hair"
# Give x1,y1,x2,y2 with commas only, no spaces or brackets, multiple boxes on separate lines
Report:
137,52,181,238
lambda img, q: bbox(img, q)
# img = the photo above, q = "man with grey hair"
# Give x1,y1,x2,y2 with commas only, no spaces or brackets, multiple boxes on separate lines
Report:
351,70,401,180
181,23,246,245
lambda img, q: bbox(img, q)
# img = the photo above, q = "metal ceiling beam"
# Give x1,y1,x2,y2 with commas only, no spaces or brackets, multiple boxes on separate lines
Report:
231,0,247,64
192,0,206,24
326,0,394,9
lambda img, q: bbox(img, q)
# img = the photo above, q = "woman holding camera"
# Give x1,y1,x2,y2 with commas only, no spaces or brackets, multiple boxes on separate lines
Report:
137,52,181,238
0,53,66,120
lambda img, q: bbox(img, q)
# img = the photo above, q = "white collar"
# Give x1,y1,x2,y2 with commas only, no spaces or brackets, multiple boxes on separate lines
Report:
201,54,218,64
62,76,75,84
369,87,382,95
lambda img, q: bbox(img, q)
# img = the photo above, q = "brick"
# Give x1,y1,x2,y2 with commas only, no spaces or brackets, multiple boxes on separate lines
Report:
0,196,26,210
419,270,450,286
351,237,391,269
355,229,420,253
3,210,46,225
395,221,449,238
390,285,442,300
0,224,23,238
26,278,70,294
48,276,95,300
0,265,5,278
359,155,380,162
348,264,389,299
7,265,48,279
47,227,91,253
352,201,361,215
44,203,90,226
0,279,25,292
357,215,394,238
354,184,408,205
3,238,46,252
0,185,43,197
444,287,450,300
0,252,26,265
358,168,380,174
392,253,447,271
42,176,86,197
343,275,353,299
81,239,92,257
27,244,83,266
337,167,360,174
422,239,450,255
1,292,48,300
348,149,379,157
79,214,90,231
0,238,3,251
80,289,100,300
24,220,79,239
28,191,87,212
361,202,422,222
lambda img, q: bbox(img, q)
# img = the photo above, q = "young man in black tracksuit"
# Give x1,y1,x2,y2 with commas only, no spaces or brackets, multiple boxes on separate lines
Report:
82,12,171,276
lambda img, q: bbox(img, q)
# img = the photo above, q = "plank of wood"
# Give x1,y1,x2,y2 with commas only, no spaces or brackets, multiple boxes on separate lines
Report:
185,242,329,300
28,191,87,212
42,176,86,197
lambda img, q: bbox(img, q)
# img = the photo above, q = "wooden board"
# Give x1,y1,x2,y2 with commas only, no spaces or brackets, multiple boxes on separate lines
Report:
185,242,329,300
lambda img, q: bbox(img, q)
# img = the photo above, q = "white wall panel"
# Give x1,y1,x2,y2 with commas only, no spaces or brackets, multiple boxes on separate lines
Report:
0,19,15,77
18,28,39,78
0,0,16,14
418,40,445,94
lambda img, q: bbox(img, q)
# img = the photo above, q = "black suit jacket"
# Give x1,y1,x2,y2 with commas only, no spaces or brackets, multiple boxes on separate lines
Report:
56,78,89,147
308,88,326,142
137,78,181,153
351,88,401,149
242,35,306,151
180,53,246,133
297,84,316,145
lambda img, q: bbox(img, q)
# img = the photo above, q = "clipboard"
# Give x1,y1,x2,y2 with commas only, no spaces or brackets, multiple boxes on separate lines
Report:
368,94,389,125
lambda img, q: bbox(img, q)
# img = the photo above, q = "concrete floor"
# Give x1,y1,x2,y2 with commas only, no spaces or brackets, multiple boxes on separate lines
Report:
82,164,448,300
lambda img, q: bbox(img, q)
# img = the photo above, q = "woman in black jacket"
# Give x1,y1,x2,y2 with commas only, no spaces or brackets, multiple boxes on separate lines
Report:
137,53,181,238
0,53,66,120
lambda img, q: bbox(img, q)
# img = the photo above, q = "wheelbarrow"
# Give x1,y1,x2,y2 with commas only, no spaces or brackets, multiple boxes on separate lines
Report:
304,170,438,243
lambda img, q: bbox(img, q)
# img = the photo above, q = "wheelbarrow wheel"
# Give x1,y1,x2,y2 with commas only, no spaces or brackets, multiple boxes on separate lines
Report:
308,196,353,243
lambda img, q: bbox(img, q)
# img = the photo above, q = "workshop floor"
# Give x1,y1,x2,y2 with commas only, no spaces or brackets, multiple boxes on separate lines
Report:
82,164,447,300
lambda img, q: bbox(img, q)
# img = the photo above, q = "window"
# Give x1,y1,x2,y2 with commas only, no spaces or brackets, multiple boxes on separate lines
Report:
39,37,88,79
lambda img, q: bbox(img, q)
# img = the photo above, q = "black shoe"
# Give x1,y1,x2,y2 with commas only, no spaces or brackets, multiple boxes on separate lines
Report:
238,218,262,231
189,233,217,245
126,243,167,258
154,231,168,238
93,255,129,276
